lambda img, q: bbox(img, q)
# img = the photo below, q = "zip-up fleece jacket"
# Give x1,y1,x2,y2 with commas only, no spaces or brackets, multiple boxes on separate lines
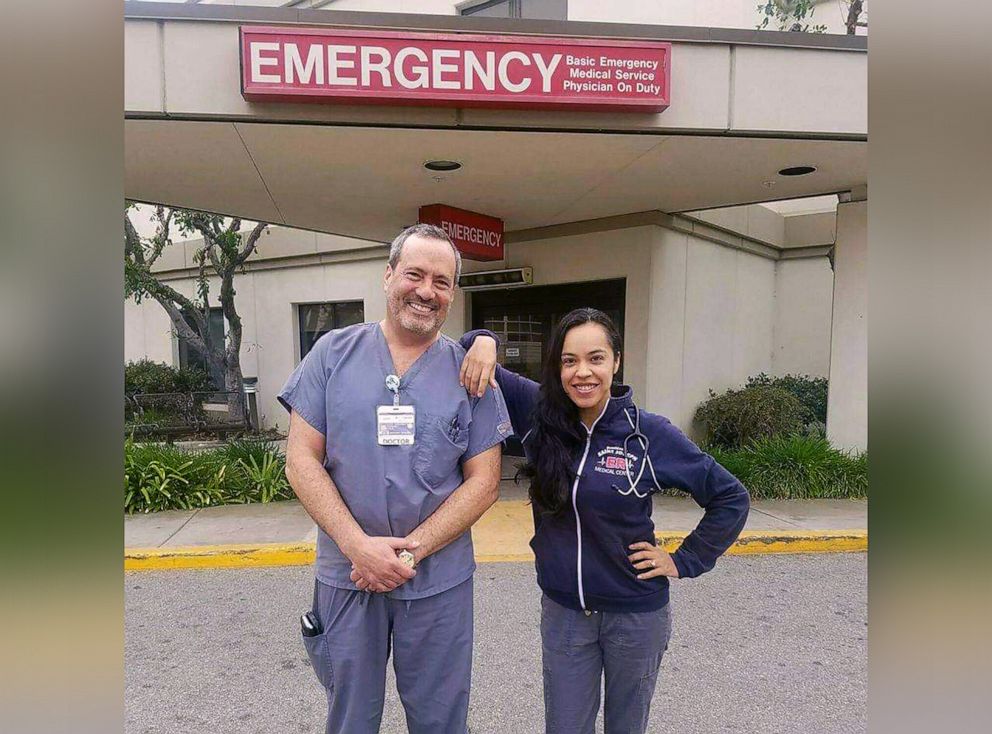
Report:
460,331,750,613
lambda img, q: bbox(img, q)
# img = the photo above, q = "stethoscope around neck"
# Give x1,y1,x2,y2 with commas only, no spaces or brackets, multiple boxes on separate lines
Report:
614,406,663,499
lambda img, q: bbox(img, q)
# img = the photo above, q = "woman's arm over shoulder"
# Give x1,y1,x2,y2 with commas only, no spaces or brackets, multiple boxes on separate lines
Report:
457,329,539,436
492,365,540,438
642,412,750,579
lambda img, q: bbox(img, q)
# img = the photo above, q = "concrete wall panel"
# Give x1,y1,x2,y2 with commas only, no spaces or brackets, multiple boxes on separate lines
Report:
826,200,866,450
773,257,833,377
125,20,164,113
732,46,867,135
734,252,776,380
785,211,836,247
645,228,689,421
680,242,745,430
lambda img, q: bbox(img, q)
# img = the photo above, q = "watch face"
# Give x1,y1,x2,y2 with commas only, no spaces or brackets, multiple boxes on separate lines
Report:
399,550,415,568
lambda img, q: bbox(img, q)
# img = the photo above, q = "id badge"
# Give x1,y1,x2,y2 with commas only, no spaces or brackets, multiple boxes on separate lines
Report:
377,405,416,446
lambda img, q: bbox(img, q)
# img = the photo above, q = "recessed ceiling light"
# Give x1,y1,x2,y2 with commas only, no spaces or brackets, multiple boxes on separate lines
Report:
778,165,817,177
424,160,462,172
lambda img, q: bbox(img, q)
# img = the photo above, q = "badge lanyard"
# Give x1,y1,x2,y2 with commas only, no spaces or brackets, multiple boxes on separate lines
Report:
377,374,416,446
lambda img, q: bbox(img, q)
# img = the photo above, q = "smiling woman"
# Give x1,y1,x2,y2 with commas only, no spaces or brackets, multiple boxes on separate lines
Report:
458,308,750,734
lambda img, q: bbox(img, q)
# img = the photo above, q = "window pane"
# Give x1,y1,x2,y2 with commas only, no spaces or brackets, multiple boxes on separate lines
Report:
520,0,567,20
299,301,364,358
178,307,225,391
462,1,514,18
333,301,365,329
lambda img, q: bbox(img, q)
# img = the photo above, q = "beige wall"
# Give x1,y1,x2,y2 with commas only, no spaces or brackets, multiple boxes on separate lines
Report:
567,0,862,35
125,298,175,365
124,220,836,438
826,200,867,451
773,257,834,378
126,15,866,138
192,0,863,35
644,228,778,436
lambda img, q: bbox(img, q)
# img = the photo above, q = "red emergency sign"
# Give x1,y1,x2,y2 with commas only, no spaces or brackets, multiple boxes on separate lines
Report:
419,204,504,262
240,27,670,112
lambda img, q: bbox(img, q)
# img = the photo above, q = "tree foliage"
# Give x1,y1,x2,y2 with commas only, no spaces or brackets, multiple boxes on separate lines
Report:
757,0,827,33
757,1,866,35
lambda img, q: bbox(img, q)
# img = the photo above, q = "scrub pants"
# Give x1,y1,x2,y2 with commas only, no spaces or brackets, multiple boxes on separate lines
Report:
303,577,474,734
540,594,672,734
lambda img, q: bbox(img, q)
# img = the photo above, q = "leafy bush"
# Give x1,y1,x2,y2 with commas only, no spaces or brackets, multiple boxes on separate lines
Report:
125,359,213,397
695,385,810,449
707,435,867,500
124,437,292,513
746,372,828,425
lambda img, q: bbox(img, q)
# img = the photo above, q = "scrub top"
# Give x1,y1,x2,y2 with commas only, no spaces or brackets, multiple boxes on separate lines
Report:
278,322,513,599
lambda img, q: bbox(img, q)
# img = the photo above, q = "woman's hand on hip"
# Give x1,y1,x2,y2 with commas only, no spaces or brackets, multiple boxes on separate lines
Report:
459,336,499,398
628,541,680,580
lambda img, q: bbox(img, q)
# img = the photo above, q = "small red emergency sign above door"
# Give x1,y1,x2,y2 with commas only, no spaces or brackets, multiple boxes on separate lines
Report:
419,204,504,262
240,27,670,112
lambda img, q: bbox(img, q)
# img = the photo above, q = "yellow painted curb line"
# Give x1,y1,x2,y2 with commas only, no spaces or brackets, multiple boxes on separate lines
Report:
125,530,865,571
125,543,315,571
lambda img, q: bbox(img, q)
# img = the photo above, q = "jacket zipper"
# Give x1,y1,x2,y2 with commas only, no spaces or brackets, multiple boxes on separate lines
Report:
572,400,611,611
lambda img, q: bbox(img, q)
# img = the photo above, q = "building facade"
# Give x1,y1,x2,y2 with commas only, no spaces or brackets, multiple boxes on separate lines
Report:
124,0,867,448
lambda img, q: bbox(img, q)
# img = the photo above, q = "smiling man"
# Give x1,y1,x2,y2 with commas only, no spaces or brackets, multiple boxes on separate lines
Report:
279,223,512,734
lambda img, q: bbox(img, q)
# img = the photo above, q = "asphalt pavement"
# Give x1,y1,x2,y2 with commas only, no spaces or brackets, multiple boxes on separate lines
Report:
125,554,866,734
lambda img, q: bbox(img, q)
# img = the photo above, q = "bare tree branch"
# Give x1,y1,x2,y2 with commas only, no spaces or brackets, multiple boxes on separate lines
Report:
235,222,268,266
124,213,143,263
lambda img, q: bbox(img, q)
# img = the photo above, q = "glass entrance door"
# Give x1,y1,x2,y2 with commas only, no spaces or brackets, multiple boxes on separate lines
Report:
471,278,626,455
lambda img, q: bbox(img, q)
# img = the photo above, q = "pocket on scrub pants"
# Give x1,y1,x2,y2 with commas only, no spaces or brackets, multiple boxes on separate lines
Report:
302,629,334,690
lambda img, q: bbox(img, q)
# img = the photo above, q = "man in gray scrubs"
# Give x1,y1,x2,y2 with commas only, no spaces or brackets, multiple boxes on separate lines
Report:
280,223,512,734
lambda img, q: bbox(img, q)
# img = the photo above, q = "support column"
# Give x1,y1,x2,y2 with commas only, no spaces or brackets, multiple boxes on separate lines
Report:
826,197,867,451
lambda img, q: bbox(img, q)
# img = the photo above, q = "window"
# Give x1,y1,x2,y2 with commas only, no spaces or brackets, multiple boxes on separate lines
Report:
460,0,567,21
298,301,365,358
178,307,225,390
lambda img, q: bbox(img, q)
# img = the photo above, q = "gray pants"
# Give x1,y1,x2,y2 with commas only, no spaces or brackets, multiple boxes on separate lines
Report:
541,595,672,734
303,577,474,734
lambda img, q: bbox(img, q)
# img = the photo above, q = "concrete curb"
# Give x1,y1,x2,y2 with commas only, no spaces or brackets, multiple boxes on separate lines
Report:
124,530,867,571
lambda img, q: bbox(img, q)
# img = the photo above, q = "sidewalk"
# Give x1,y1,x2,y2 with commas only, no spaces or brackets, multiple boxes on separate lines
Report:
125,480,866,570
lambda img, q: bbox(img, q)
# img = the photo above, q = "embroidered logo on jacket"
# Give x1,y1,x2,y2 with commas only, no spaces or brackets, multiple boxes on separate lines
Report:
593,445,639,476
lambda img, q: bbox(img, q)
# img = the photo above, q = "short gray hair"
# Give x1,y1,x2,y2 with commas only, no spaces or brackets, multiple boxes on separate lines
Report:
388,223,462,284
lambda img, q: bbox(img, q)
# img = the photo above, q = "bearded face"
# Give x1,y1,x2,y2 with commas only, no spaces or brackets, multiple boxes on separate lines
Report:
383,235,457,338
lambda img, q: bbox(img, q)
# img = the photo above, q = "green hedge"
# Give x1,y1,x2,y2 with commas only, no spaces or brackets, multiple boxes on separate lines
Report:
746,372,828,424
706,435,867,500
125,438,293,513
695,385,811,449
125,359,213,396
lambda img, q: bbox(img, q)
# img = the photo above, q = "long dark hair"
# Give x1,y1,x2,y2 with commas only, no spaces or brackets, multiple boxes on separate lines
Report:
519,308,623,516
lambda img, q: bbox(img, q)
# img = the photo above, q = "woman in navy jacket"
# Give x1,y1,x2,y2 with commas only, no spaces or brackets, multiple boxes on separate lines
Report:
459,308,749,734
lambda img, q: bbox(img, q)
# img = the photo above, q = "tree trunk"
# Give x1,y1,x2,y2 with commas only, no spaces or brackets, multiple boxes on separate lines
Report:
225,355,247,426
846,0,863,35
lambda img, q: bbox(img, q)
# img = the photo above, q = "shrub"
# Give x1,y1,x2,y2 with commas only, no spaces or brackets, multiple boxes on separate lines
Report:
746,372,828,425
695,385,810,449
706,435,867,500
125,359,213,397
124,437,292,513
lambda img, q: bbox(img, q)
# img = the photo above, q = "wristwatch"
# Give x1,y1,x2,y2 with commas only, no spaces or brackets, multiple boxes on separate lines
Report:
398,550,416,569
